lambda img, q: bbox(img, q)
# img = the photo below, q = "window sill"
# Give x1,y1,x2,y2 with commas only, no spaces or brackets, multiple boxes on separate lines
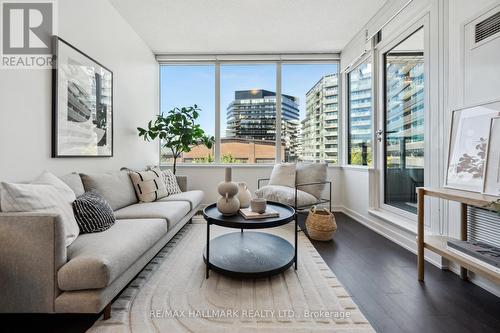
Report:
160,163,343,169
341,165,373,171
368,208,419,234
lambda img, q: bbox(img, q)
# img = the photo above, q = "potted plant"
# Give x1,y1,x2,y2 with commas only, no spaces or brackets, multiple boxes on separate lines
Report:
138,105,214,174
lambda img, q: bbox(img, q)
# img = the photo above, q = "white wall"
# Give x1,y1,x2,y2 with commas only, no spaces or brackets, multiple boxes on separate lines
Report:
176,165,343,207
339,0,500,296
0,0,159,182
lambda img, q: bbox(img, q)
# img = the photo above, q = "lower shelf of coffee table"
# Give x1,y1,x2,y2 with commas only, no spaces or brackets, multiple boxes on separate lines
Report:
203,231,295,279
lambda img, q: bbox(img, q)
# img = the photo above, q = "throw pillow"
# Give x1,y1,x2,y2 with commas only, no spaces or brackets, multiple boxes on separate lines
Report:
147,166,182,195
128,169,168,202
0,170,80,246
268,163,296,187
296,162,328,199
72,191,115,233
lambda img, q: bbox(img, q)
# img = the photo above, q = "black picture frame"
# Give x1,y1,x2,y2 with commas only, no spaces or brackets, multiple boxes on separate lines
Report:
52,36,113,157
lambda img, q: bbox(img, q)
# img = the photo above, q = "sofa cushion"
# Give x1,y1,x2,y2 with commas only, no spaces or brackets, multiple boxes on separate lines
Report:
296,162,328,199
158,190,204,209
59,172,85,197
58,218,167,291
80,171,137,210
255,185,318,208
114,201,190,229
268,163,296,187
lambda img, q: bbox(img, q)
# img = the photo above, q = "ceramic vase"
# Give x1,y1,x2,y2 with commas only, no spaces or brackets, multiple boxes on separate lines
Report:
216,168,240,216
237,182,252,208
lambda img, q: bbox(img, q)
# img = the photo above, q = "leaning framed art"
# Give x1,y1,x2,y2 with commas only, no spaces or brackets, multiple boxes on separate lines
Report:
483,117,500,196
52,36,113,157
445,100,500,192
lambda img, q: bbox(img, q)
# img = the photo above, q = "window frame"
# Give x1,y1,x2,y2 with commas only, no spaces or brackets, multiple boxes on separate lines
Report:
346,56,373,167
158,55,341,166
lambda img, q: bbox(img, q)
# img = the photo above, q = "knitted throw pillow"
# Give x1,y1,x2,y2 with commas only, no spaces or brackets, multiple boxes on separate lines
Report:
72,192,115,234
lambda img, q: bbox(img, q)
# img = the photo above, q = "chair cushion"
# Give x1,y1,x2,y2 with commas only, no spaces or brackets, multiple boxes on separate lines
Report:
114,201,190,229
296,162,328,199
255,185,318,208
80,171,137,211
158,190,204,209
268,163,296,187
58,218,167,291
59,172,85,197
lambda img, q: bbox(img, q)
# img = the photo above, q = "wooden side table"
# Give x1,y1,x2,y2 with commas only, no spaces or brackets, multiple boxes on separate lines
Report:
416,187,500,284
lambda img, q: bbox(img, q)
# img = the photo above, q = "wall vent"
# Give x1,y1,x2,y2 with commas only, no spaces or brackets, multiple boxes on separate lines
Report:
468,207,500,248
475,10,500,43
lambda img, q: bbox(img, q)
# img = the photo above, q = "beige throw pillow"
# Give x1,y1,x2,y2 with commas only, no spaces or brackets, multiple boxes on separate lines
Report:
129,169,168,203
268,163,296,188
147,166,182,195
296,162,328,199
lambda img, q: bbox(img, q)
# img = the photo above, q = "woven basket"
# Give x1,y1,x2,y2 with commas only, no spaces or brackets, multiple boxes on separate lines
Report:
305,206,337,241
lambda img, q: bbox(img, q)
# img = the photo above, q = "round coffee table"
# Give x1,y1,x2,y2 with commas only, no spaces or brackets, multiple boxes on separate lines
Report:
203,201,296,279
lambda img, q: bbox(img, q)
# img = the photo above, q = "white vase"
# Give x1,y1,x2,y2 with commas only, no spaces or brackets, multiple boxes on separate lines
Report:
237,182,252,208
216,167,240,216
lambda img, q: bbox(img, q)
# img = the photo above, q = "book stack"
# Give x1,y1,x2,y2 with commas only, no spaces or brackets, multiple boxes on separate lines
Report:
239,207,279,220
446,239,500,274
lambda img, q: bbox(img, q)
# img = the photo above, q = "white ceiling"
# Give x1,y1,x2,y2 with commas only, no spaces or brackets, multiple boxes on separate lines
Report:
110,0,386,54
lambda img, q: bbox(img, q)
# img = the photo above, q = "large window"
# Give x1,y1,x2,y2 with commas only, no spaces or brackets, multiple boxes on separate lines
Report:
220,64,277,164
160,64,215,164
282,63,339,164
159,60,339,165
347,60,372,166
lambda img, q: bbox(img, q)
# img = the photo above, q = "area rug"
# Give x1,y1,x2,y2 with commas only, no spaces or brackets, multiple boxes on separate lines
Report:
88,218,374,333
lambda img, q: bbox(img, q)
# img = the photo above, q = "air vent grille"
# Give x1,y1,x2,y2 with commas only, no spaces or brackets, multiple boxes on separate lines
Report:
468,207,500,248
475,10,500,43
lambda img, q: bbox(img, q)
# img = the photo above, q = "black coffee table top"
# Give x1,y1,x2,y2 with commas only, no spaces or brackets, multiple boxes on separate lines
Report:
203,201,295,229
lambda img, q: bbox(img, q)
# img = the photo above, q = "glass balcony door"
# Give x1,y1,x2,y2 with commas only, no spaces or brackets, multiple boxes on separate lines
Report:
381,27,425,215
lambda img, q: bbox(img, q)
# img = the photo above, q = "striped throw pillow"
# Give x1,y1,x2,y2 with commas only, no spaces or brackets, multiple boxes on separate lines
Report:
73,192,115,234
129,169,168,202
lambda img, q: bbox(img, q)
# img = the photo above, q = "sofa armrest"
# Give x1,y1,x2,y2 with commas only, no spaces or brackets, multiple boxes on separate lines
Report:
176,175,187,192
0,212,67,313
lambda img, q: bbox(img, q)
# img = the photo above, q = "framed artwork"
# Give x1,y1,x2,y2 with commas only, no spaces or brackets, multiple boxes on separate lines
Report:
52,36,113,157
483,117,500,196
445,101,500,192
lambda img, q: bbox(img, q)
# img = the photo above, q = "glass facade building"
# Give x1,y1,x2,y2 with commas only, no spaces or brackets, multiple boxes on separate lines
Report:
300,74,339,164
225,89,300,161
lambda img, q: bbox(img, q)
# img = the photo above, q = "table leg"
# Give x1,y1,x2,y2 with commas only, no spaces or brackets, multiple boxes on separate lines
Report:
206,221,210,279
460,203,468,280
294,214,298,270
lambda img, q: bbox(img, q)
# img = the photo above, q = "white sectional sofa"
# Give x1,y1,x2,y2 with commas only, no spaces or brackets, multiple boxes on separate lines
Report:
0,170,203,318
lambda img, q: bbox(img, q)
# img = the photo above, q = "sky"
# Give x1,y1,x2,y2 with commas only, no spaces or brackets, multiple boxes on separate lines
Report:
160,63,338,136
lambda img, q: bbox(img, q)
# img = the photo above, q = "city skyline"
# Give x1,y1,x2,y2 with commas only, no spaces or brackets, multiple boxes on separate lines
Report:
160,64,338,137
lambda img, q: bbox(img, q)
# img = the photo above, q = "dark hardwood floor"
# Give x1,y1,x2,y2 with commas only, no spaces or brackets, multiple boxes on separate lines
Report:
300,213,500,333
2,213,499,333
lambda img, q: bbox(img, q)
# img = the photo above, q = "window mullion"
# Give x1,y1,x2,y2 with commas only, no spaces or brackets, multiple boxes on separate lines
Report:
214,62,221,163
275,62,282,163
